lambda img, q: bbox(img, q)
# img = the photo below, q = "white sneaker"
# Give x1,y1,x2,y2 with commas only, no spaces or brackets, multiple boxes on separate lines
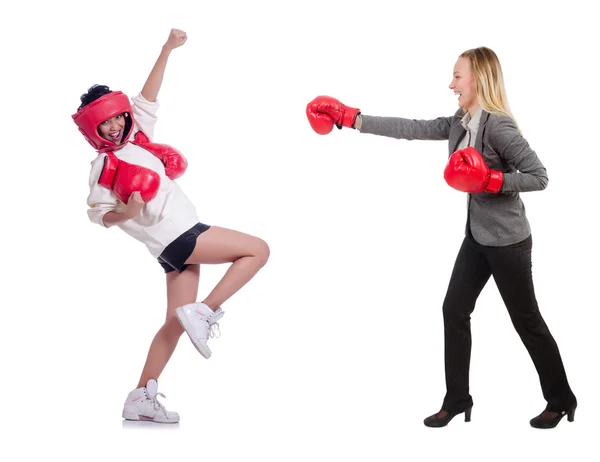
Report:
122,379,180,423
175,302,223,359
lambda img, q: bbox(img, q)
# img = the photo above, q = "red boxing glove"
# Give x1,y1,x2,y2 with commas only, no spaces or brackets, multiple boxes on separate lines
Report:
98,152,160,203
306,95,360,135
133,131,188,180
444,147,503,194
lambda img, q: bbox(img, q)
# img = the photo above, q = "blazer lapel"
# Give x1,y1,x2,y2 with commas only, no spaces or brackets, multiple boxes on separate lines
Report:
474,111,491,153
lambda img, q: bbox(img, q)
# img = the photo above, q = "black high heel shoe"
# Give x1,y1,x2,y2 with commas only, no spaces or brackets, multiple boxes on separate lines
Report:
423,406,472,428
529,403,577,429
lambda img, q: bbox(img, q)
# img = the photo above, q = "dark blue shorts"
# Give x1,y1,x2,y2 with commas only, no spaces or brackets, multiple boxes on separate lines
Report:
157,222,211,273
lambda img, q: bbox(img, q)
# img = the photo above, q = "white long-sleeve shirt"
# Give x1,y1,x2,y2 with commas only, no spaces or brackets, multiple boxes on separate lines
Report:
86,93,200,258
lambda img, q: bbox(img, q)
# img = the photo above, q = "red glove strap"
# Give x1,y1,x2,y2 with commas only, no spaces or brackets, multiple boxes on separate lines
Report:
134,131,150,144
339,107,360,129
485,170,504,194
98,152,118,188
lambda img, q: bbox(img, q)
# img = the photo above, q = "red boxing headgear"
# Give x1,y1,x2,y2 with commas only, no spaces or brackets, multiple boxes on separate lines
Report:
72,91,135,152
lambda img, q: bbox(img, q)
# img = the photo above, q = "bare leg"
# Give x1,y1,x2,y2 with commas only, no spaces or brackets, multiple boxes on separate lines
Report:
184,226,270,310
136,264,200,388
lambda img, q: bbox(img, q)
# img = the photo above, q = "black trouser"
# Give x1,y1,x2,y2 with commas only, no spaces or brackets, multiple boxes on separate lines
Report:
441,232,576,413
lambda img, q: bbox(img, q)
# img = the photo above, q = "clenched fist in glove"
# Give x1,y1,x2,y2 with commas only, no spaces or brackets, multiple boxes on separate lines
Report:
306,96,360,134
98,152,161,203
444,147,503,194
133,131,188,180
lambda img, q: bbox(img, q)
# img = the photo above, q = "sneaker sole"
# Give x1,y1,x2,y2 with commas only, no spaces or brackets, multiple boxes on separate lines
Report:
175,307,212,359
122,409,179,423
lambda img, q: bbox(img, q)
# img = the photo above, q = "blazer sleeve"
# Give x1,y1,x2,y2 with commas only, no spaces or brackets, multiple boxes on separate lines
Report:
359,112,460,141
488,116,548,193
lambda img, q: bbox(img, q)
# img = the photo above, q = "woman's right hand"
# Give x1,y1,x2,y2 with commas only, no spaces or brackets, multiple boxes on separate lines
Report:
124,191,145,219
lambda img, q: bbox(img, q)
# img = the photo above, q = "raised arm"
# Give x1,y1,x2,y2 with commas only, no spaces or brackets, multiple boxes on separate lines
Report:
141,28,188,102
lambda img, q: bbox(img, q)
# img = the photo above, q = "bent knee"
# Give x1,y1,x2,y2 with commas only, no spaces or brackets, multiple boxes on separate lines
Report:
253,238,270,266
442,294,476,319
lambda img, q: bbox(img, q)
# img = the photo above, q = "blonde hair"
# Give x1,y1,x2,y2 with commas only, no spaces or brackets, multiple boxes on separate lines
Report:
460,47,518,127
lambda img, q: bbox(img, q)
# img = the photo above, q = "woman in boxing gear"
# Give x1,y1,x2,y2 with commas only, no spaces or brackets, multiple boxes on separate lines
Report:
306,47,576,429
73,29,269,424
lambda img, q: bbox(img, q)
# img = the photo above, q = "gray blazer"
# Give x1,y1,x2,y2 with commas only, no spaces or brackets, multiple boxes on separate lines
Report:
360,110,548,246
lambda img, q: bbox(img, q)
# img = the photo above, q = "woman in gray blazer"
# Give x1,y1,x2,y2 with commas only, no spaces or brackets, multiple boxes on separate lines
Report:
306,46,576,429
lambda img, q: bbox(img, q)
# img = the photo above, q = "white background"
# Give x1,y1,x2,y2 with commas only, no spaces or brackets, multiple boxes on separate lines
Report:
1,0,598,460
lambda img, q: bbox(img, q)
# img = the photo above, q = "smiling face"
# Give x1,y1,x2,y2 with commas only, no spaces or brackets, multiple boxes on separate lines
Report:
449,57,479,115
97,113,126,144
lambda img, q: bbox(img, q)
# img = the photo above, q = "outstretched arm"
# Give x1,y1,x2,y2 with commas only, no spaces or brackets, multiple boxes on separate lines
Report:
141,28,187,102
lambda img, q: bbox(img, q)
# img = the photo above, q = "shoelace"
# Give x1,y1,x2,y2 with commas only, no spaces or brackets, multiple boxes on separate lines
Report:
194,308,222,338
150,392,169,419
210,322,221,338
